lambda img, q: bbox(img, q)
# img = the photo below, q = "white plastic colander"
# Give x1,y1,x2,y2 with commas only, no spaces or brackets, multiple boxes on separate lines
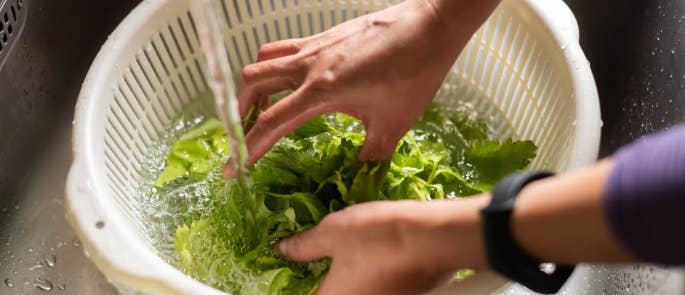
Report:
66,0,600,294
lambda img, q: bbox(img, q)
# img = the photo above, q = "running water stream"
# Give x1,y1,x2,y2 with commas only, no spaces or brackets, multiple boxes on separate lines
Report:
191,0,251,186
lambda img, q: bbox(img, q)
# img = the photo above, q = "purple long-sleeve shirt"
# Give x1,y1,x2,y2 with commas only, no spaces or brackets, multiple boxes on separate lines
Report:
604,123,685,265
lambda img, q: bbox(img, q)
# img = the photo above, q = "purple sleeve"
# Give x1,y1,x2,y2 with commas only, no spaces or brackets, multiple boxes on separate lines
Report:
604,124,685,265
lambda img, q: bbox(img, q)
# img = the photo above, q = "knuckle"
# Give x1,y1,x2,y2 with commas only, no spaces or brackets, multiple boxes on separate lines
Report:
257,43,275,55
291,54,309,69
255,109,277,130
309,70,338,90
282,39,302,50
360,141,383,160
241,65,259,83
284,236,303,257
258,39,301,55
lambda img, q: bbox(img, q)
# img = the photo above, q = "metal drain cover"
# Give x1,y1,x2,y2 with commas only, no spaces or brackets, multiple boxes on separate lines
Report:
0,0,27,69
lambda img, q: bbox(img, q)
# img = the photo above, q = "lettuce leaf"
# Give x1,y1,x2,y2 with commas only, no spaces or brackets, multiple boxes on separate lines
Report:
154,103,537,294
154,118,228,188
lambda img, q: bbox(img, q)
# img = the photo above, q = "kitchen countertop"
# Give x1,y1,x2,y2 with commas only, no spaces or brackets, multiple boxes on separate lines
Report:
1,0,684,294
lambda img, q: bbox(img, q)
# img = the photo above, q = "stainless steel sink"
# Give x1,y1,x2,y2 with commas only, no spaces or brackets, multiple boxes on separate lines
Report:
0,0,137,293
0,0,683,294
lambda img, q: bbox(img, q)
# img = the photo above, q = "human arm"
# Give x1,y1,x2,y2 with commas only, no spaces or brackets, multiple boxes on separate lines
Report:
226,0,501,176
278,123,685,294
515,124,685,266
278,160,635,295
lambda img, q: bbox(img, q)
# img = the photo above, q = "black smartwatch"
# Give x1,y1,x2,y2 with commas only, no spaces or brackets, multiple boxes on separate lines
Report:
480,171,575,294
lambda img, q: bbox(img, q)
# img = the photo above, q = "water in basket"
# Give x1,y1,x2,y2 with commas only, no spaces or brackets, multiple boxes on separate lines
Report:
66,0,601,294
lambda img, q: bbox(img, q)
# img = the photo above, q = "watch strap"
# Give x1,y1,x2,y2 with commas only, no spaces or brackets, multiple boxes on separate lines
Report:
481,171,575,294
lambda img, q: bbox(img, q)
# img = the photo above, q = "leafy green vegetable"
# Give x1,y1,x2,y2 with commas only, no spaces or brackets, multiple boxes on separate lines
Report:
154,118,228,188
467,139,537,185
152,103,537,294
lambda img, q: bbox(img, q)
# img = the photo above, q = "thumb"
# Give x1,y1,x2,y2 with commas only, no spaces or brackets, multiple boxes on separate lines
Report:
278,226,331,263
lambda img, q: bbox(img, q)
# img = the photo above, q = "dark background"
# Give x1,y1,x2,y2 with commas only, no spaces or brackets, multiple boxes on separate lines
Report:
564,0,685,155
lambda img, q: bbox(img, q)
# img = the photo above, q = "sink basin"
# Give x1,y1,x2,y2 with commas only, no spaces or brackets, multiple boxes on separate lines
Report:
0,1,137,293
0,0,683,294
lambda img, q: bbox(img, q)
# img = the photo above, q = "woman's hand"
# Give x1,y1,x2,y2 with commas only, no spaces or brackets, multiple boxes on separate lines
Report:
277,161,636,295
278,199,489,295
226,0,500,177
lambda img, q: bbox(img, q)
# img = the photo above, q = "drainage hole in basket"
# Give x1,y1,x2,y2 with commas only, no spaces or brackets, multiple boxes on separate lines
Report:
95,221,105,229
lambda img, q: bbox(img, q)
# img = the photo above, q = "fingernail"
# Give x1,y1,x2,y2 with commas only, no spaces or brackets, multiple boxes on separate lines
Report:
277,240,288,256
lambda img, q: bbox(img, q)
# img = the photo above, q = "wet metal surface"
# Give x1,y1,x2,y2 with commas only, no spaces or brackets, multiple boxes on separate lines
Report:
0,1,138,294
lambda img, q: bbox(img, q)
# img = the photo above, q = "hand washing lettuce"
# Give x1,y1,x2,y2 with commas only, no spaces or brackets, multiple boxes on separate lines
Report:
152,103,536,294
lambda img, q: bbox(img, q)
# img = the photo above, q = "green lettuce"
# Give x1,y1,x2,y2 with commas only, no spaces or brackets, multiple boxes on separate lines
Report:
152,103,537,294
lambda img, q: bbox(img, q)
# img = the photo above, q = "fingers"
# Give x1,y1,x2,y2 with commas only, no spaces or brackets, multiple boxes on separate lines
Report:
358,123,404,162
257,39,302,62
241,56,304,86
238,56,305,116
277,226,331,262
246,89,331,163
224,87,332,177
237,76,296,116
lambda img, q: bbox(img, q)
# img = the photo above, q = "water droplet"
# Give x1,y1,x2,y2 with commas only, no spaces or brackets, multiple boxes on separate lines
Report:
28,263,42,270
33,277,53,291
43,255,56,268
4,278,14,288
72,239,81,248
57,283,65,291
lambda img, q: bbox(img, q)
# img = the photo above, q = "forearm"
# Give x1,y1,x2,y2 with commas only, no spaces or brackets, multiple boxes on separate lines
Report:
435,125,685,272
511,160,634,265
423,0,502,34
429,160,634,272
